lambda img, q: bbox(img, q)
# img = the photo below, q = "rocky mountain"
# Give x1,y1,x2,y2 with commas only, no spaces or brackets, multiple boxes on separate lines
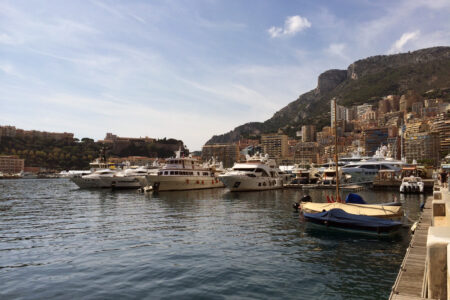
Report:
206,46,450,144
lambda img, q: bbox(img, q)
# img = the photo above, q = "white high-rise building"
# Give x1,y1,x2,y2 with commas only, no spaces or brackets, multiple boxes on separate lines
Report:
331,98,347,126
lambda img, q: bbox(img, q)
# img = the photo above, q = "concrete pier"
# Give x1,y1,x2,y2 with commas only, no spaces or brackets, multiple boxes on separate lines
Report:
390,183,450,299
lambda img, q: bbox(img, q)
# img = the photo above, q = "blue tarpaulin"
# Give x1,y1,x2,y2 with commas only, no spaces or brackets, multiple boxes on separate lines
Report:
345,193,366,204
303,208,402,233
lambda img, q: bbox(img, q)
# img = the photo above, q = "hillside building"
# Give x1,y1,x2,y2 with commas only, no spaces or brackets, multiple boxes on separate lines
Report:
0,155,25,174
301,125,316,142
356,104,372,119
404,132,440,166
293,142,322,164
330,99,347,126
0,125,74,141
363,127,389,156
201,143,239,168
261,134,288,159
431,111,450,158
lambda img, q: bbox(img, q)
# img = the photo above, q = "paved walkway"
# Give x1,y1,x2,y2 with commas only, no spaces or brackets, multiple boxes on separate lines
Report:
389,196,433,300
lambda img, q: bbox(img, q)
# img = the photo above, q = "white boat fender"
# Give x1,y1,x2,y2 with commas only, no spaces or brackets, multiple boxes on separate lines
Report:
410,221,418,233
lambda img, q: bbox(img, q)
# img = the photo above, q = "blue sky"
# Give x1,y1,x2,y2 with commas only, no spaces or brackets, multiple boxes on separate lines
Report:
1,0,450,150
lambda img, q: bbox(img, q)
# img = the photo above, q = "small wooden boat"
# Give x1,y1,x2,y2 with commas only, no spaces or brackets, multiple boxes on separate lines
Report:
303,208,402,235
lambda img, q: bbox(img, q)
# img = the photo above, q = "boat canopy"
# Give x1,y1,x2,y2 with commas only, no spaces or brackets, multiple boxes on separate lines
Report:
345,193,366,204
301,202,402,219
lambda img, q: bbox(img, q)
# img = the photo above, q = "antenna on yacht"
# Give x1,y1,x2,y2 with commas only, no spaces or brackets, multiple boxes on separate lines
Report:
333,98,340,202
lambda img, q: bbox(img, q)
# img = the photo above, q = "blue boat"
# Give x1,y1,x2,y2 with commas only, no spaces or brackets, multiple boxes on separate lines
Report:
303,208,402,235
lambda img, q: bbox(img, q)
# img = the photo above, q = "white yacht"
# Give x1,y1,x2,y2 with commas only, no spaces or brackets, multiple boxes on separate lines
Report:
400,176,424,193
292,166,320,184
319,166,351,185
108,167,158,189
70,169,117,188
142,152,223,192
218,153,284,191
341,146,405,183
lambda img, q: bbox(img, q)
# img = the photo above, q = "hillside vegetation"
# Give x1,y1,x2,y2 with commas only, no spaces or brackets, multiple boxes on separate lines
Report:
0,136,185,170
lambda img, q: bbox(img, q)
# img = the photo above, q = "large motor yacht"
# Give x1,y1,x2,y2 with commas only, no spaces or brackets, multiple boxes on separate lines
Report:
319,166,351,185
341,146,405,183
107,167,158,189
292,165,320,184
70,169,117,188
218,153,285,191
142,152,223,192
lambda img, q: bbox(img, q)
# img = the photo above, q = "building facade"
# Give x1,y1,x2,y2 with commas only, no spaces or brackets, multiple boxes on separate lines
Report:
405,132,440,166
363,127,389,156
261,134,288,159
0,155,25,174
201,143,240,168
293,142,322,164
301,125,316,142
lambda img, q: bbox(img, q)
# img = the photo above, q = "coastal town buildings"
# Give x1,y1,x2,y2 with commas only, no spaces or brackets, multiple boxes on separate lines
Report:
260,134,289,161
0,125,74,142
404,132,441,166
301,125,316,142
293,142,321,164
431,111,450,157
201,143,240,168
363,128,389,156
0,155,25,174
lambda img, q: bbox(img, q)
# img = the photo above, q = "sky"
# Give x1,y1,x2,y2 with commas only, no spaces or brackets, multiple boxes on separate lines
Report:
1,0,450,150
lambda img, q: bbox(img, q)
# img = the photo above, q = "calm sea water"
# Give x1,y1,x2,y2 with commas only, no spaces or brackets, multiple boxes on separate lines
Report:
0,179,426,299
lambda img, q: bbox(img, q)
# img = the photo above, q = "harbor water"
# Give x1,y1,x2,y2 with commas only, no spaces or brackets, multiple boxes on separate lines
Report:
0,179,426,299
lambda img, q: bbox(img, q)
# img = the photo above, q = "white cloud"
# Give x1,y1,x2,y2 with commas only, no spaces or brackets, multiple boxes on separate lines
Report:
0,33,19,45
388,30,420,53
0,62,22,78
325,43,349,61
268,15,311,38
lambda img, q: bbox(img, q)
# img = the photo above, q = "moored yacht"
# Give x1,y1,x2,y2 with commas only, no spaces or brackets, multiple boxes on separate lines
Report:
108,167,158,189
341,146,405,183
70,168,117,188
218,153,284,191
319,166,351,185
142,152,223,192
292,165,320,184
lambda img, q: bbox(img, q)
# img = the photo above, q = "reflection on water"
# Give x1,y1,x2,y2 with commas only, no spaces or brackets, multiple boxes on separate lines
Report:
0,179,427,299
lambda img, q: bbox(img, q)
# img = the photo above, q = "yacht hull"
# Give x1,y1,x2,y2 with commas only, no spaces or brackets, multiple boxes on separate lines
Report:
145,175,224,191
70,177,112,188
219,175,283,192
107,177,143,189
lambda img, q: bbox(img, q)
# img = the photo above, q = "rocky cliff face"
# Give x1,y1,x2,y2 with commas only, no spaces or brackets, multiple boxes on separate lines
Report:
206,46,450,145
315,69,347,94
347,47,450,80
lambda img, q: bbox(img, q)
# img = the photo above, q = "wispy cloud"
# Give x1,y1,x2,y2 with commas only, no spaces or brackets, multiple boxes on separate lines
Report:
0,62,22,78
268,15,311,38
325,43,349,61
388,31,420,53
